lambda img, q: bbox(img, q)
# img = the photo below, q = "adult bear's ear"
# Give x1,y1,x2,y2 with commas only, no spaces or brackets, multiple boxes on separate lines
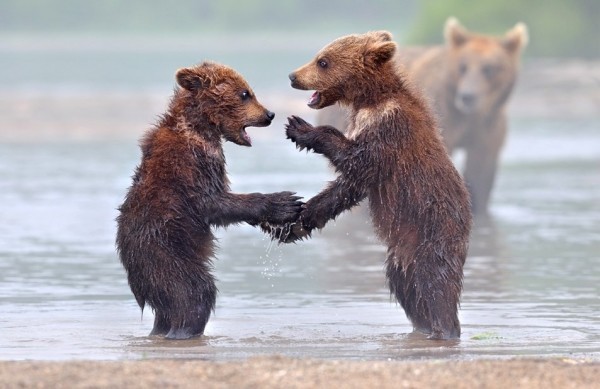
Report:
365,40,397,67
502,22,529,54
175,67,210,91
444,17,470,48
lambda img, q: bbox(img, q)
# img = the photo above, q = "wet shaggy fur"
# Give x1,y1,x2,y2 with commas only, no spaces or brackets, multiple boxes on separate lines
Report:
284,31,472,339
116,62,302,340
317,18,528,215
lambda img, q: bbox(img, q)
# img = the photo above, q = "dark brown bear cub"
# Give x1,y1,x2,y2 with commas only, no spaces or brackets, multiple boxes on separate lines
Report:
284,32,472,339
116,62,302,340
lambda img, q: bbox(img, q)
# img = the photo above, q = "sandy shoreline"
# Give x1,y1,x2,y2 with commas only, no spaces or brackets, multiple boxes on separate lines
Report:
1,357,599,388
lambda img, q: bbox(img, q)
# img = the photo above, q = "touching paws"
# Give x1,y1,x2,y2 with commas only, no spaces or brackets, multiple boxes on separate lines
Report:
260,220,312,244
261,203,325,244
263,191,303,225
285,115,317,151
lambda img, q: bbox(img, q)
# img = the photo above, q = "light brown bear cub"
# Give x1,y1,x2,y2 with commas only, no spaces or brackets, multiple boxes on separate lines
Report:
318,18,528,215
117,62,302,339
284,32,472,339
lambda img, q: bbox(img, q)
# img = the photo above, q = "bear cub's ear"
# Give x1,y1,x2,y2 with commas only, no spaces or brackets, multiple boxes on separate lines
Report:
369,30,393,42
176,67,210,91
365,40,397,67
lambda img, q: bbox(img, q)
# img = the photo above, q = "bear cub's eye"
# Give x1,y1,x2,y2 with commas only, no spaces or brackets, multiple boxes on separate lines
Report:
240,90,251,101
317,59,328,69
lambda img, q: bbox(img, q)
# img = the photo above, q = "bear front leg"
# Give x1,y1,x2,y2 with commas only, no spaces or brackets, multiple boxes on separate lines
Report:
464,137,502,216
208,191,303,227
463,114,507,215
295,175,369,240
285,115,354,167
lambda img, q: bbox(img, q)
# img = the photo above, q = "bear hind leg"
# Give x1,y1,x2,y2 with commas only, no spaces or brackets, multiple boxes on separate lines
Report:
385,252,462,340
149,310,170,336
385,262,435,336
164,284,217,340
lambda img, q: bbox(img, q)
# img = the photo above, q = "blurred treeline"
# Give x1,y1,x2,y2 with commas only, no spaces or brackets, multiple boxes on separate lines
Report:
0,1,416,33
410,0,600,58
1,0,597,58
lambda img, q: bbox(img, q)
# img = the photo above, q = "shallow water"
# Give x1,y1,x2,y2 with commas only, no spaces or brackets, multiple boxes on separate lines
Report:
0,32,598,362
1,110,599,361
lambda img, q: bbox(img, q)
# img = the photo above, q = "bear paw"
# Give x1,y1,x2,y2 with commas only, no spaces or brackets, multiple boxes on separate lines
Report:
263,191,303,225
261,221,312,244
285,115,317,152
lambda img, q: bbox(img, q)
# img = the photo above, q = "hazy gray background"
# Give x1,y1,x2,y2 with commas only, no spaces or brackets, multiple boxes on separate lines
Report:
1,0,598,57
2,0,598,141
1,1,599,361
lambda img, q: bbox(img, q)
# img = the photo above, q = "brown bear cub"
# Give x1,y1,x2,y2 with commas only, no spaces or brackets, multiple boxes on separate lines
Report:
317,18,528,215
283,32,472,339
116,62,302,340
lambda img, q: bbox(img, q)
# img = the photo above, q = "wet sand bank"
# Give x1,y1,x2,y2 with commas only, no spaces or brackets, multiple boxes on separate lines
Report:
1,357,598,388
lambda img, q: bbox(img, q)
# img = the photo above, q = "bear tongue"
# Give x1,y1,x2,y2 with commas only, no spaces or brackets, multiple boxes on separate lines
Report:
307,91,321,107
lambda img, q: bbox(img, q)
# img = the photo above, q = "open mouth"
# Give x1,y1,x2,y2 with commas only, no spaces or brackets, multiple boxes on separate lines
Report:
307,91,321,108
240,128,252,146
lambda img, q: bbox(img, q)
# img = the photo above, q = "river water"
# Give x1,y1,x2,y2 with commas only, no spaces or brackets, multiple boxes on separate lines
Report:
1,36,599,361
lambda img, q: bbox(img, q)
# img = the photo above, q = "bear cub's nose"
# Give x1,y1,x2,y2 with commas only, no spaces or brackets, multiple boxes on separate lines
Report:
288,73,296,82
266,111,275,121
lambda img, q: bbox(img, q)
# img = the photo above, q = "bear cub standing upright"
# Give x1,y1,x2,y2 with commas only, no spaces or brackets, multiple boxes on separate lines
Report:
317,18,528,215
283,32,472,339
116,62,302,340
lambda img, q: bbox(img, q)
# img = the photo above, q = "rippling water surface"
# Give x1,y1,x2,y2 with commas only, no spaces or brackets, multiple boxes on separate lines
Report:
1,36,598,361
1,112,598,361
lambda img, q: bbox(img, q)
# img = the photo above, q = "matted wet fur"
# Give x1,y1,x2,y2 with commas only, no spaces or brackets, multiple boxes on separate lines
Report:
317,18,528,215
116,62,302,339
277,31,472,339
